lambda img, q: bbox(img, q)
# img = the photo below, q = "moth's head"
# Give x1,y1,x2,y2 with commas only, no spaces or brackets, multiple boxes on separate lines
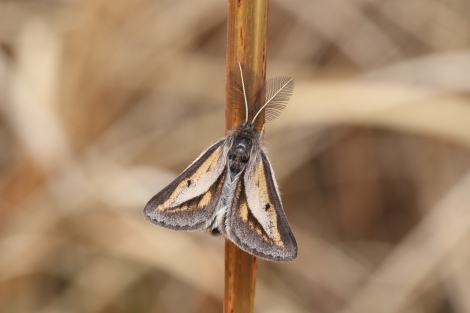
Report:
237,121,259,134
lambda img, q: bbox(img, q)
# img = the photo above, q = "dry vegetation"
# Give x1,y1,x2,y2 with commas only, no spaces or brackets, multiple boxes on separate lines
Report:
1,0,470,312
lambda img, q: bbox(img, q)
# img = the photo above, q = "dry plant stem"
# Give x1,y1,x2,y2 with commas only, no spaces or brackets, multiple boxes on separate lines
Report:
224,0,268,312
225,0,268,130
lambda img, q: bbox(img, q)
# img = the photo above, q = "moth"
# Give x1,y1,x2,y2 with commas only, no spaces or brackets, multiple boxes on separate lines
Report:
143,63,297,261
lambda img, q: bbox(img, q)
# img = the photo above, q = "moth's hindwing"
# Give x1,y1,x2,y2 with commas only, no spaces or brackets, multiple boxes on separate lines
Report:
226,150,297,261
144,140,227,231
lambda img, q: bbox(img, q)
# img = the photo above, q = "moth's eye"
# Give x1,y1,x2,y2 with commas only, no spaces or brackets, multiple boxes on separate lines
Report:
264,203,271,211
187,180,192,187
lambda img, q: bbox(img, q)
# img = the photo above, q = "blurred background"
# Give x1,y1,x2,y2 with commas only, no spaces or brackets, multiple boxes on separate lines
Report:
1,0,470,312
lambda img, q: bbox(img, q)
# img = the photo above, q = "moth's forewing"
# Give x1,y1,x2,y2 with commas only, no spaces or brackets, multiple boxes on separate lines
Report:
226,150,297,261
144,140,227,231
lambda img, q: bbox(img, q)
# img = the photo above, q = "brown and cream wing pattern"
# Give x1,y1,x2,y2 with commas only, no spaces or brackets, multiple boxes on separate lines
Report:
144,139,227,231
226,151,297,261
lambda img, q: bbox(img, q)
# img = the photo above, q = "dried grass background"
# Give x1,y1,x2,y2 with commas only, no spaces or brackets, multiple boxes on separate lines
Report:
1,0,470,312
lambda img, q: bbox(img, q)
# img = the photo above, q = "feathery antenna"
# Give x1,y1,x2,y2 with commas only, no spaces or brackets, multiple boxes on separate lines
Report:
251,77,294,124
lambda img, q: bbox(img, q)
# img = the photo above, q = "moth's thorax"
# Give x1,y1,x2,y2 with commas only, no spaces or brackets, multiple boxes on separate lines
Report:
227,122,260,175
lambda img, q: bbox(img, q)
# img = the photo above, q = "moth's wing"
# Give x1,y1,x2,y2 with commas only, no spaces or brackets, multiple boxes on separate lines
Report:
226,150,297,261
144,139,227,231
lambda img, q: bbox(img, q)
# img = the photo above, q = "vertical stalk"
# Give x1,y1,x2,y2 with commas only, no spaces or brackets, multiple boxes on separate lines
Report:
224,0,268,312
